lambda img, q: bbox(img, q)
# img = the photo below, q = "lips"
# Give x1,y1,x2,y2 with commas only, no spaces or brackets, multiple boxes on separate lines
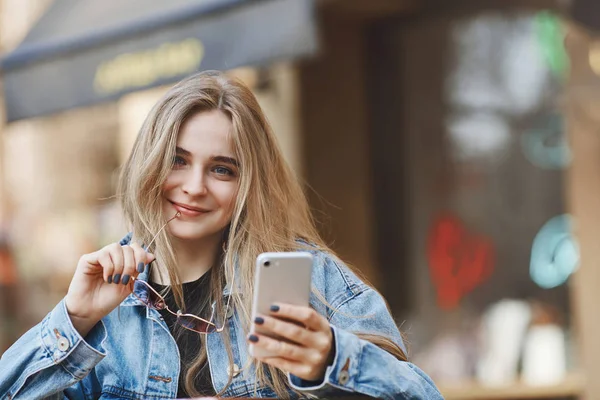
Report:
169,201,210,216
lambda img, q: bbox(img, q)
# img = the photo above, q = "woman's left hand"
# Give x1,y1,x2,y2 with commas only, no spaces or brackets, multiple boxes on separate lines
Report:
247,303,334,382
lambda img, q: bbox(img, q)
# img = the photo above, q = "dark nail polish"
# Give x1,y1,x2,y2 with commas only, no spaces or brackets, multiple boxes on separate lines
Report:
121,275,130,285
248,334,259,343
270,305,280,312
107,275,112,284
254,317,264,325
137,262,144,273
113,274,121,284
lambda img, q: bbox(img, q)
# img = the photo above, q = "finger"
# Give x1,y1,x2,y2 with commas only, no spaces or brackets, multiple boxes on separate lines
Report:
254,314,314,348
117,245,135,285
97,250,115,283
129,242,155,275
80,248,115,283
270,304,329,332
84,244,121,283
106,243,124,284
80,249,102,266
107,244,125,284
257,356,313,380
247,333,313,364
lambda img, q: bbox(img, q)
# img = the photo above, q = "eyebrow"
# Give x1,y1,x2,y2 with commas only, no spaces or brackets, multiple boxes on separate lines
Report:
176,146,239,168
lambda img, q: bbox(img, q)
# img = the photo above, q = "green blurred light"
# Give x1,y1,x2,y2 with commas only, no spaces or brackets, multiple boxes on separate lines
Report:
534,11,569,78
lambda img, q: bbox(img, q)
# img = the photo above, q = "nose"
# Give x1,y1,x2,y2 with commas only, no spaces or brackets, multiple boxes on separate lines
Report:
181,169,208,196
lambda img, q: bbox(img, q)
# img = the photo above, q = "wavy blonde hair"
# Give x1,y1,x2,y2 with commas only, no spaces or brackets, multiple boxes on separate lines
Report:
117,70,406,397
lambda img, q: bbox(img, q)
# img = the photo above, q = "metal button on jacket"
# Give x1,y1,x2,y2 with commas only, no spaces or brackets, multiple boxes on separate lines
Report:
57,336,70,352
339,370,350,385
339,357,351,385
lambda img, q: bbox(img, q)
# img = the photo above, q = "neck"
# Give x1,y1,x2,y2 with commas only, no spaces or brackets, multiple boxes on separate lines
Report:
152,232,223,285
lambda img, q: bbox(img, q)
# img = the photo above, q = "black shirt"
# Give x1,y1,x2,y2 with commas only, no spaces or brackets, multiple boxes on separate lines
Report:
150,274,216,398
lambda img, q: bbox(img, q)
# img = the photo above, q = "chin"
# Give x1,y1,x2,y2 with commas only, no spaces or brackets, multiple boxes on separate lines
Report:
167,220,225,242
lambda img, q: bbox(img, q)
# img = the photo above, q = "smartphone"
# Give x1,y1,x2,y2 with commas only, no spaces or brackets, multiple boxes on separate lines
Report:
249,251,314,358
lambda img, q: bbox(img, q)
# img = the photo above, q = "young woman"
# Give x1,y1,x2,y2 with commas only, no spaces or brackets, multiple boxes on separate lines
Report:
0,71,442,399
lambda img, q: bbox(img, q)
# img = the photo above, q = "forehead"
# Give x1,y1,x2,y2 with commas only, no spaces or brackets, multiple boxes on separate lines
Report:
177,110,234,155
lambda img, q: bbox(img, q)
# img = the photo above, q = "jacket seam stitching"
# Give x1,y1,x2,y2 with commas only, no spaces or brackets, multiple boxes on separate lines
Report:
326,254,369,298
330,256,362,295
350,343,394,400
328,288,370,320
39,314,53,355
7,357,54,399
323,257,368,317
7,320,69,396
143,311,155,394
105,385,174,399
58,359,79,380
219,315,239,395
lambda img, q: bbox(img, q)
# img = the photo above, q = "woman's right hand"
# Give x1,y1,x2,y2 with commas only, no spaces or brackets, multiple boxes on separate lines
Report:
65,242,155,337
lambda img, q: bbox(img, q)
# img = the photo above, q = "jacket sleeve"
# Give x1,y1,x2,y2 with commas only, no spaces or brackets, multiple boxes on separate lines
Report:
287,255,443,399
0,298,107,399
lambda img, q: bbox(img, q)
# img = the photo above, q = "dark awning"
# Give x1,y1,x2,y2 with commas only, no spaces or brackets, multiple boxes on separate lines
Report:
0,0,318,122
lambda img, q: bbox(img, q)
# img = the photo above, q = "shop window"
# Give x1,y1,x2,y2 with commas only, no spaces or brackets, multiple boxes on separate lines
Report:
368,8,576,390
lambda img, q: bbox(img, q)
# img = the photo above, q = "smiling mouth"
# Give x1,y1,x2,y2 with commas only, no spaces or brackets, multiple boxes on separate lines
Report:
169,201,210,216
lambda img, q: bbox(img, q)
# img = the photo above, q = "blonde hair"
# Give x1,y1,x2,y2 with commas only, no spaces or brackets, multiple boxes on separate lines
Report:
117,70,406,397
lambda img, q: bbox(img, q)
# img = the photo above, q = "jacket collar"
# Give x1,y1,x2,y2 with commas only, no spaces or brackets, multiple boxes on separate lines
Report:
118,235,242,307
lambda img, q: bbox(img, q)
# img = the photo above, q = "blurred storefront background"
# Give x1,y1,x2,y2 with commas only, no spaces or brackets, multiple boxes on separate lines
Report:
1,0,600,399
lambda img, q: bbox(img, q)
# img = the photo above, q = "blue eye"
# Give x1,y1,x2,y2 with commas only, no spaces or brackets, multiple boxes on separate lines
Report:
214,166,233,176
172,156,186,167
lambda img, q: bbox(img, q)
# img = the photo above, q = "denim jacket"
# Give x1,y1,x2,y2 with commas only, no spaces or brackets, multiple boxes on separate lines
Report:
0,233,443,399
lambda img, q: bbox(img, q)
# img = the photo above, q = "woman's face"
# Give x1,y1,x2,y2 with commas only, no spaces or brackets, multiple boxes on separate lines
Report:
162,109,239,242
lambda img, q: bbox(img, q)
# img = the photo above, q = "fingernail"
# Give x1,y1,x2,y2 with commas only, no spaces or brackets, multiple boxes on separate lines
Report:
248,334,259,343
121,275,130,285
107,275,112,284
254,317,264,325
137,262,144,273
270,305,280,312
113,274,121,284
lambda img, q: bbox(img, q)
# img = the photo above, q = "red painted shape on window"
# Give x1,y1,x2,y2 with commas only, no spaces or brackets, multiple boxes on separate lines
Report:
427,214,495,310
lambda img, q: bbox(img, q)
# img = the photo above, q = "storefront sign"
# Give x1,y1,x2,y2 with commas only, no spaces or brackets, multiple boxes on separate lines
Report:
94,38,204,95
1,0,317,122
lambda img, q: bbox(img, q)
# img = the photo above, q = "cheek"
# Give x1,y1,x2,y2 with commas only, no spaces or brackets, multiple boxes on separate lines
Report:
162,174,179,193
213,183,238,212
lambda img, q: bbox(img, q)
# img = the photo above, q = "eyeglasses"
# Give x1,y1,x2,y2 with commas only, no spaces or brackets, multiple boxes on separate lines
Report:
129,212,231,334
130,277,226,333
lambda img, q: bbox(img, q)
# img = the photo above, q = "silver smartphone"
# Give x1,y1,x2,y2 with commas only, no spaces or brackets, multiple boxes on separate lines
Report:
249,251,314,358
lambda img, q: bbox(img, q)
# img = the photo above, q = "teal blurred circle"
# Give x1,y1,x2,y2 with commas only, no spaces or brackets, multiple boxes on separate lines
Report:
530,214,580,289
521,113,571,170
